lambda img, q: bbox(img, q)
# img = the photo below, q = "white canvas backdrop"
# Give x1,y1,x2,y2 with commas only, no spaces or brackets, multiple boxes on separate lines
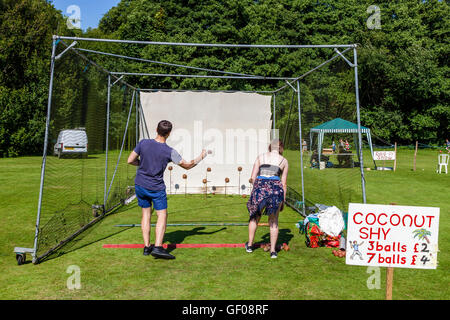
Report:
139,91,273,194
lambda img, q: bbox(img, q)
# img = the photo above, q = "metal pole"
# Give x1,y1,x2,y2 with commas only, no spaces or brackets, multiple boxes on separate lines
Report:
104,74,111,208
272,94,276,131
55,36,356,49
76,47,259,78
140,88,275,94
32,38,58,263
55,41,77,60
296,81,306,215
334,48,355,68
274,47,353,94
353,46,367,203
58,40,136,91
135,90,139,144
111,72,295,80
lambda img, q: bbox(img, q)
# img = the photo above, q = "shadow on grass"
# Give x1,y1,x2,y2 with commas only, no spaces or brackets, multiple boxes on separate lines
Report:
164,227,227,253
43,225,133,262
40,203,138,263
38,197,296,263
166,198,245,216
254,228,294,252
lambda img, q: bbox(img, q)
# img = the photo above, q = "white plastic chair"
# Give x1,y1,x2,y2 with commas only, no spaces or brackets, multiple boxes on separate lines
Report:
437,154,449,174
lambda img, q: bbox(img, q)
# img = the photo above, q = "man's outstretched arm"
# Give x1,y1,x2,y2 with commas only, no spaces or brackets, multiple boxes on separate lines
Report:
127,150,140,166
178,150,208,170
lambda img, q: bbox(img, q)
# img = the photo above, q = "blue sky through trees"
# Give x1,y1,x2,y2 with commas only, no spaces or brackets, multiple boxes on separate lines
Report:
49,0,120,30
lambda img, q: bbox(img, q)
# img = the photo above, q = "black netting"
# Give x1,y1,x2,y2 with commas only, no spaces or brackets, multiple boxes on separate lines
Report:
34,41,366,261
277,55,364,214
36,44,137,261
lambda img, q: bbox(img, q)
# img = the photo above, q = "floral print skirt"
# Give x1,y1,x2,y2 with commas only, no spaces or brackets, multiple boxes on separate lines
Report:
247,178,284,220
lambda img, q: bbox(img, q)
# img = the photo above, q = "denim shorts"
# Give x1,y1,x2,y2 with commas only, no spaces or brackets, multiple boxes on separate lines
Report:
135,185,168,210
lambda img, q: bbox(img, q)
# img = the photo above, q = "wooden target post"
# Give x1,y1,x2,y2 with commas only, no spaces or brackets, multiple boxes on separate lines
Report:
182,174,187,196
385,202,397,300
237,167,242,195
225,177,229,196
205,167,211,198
202,178,207,198
168,166,173,195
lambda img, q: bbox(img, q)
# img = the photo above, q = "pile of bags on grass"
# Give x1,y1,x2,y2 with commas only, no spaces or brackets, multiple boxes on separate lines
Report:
296,205,347,251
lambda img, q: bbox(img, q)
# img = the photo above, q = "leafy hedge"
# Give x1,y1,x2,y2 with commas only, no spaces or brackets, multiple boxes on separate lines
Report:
0,0,448,156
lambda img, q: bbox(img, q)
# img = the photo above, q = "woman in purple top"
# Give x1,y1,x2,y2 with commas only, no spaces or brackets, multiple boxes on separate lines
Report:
128,120,207,259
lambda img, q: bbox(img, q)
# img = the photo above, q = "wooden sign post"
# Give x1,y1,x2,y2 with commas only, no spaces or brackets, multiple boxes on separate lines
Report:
385,202,396,300
413,141,418,171
346,203,440,300
393,142,397,172
386,266,394,300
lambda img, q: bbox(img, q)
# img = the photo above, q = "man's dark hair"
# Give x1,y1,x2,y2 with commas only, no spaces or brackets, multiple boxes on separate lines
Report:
157,120,173,137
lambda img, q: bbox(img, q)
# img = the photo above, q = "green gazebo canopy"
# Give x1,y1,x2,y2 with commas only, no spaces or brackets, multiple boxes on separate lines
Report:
310,118,371,133
309,118,374,166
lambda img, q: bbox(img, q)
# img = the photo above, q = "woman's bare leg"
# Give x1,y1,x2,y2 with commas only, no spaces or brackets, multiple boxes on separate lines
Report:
268,209,280,253
248,215,261,246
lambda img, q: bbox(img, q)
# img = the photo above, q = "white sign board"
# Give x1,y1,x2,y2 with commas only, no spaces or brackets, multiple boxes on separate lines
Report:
373,151,396,161
346,203,439,269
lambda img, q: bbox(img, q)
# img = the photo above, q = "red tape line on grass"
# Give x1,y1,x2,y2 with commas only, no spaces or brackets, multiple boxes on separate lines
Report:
102,243,286,249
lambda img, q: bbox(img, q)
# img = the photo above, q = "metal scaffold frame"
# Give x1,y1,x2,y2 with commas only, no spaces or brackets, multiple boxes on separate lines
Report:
14,35,366,264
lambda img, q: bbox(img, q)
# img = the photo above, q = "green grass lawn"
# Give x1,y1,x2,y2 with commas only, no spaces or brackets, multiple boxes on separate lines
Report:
0,148,448,300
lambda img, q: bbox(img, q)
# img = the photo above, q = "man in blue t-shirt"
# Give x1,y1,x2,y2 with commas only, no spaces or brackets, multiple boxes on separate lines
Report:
128,120,207,259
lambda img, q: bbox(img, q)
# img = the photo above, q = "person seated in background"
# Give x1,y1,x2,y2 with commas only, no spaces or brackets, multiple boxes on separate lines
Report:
310,150,319,168
332,141,336,153
344,140,350,151
302,139,307,153
310,150,329,168
446,139,450,153
337,144,352,167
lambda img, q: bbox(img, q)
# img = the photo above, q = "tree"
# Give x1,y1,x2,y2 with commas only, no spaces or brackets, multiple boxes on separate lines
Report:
1,0,449,156
0,0,76,156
